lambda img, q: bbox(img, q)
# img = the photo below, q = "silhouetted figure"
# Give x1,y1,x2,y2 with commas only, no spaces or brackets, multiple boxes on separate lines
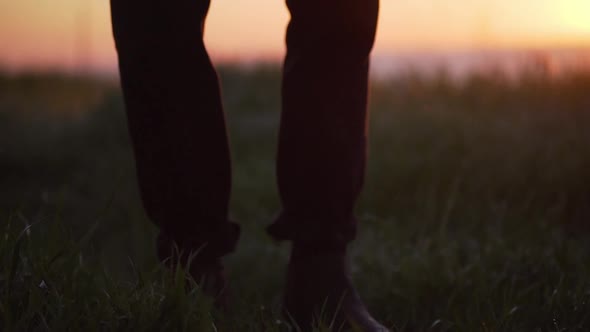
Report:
111,0,386,330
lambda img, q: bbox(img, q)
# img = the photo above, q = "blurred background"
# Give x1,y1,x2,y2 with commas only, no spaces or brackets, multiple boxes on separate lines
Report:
1,1,590,75
1,1,590,330
2,0,590,269
0,0,590,75
2,0,590,278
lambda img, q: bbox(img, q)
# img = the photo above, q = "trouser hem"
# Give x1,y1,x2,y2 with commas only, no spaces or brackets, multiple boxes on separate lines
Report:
266,211,356,251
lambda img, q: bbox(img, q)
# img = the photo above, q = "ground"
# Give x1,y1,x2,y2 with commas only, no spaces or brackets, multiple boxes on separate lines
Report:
1,65,590,331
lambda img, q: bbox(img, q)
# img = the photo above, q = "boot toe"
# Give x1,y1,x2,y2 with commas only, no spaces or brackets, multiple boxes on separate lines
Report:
283,252,389,332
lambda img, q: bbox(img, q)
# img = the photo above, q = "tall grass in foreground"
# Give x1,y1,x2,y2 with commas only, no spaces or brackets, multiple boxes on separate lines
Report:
1,66,590,331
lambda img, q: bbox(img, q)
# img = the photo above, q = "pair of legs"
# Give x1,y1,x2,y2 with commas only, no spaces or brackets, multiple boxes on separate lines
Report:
111,0,379,264
111,0,385,330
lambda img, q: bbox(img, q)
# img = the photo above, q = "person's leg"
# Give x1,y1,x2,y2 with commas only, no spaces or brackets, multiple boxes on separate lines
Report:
268,0,379,250
269,0,386,330
111,0,239,272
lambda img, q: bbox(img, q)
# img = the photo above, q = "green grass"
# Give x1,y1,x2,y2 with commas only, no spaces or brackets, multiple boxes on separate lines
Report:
1,66,590,331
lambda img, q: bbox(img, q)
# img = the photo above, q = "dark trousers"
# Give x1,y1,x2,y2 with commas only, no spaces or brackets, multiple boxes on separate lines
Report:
111,0,379,263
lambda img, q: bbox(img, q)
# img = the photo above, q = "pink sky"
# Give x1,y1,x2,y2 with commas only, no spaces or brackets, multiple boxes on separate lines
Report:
1,0,589,73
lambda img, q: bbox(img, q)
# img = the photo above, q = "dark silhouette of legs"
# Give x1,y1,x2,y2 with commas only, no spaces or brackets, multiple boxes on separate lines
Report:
111,0,239,267
111,0,386,329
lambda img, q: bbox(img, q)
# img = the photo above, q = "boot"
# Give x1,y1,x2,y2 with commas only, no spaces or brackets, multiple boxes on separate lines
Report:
283,247,389,332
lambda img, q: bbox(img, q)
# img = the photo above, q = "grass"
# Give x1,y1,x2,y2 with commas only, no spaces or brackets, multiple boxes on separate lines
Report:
1,65,590,331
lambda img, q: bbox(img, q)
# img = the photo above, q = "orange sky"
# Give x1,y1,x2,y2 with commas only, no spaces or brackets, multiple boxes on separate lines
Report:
1,0,589,73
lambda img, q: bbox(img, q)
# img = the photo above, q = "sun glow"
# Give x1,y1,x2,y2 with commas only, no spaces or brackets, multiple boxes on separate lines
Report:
558,0,590,34
1,0,589,73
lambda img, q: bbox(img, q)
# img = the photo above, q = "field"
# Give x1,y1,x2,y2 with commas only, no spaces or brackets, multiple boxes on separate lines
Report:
1,64,590,331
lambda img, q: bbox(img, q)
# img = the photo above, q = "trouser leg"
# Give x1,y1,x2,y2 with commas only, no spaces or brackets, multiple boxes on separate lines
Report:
110,0,239,264
268,0,379,249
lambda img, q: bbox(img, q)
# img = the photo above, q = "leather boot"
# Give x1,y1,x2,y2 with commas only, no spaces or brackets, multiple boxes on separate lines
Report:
283,248,389,332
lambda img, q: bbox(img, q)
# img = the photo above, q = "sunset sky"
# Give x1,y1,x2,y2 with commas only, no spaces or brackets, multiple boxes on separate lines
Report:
1,0,589,73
